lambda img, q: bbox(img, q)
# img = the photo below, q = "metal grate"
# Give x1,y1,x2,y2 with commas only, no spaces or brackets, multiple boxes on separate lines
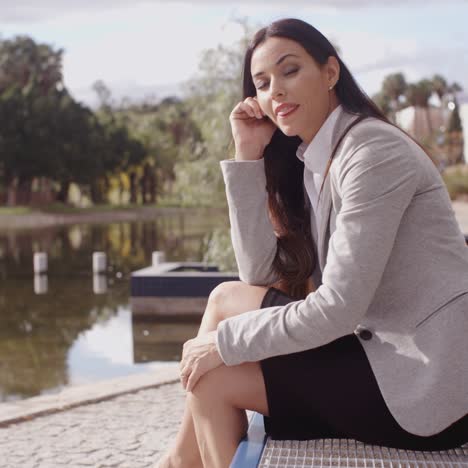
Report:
258,437,468,467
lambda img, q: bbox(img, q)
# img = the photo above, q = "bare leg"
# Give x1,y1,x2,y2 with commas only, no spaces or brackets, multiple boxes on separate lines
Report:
157,281,269,468
188,359,269,467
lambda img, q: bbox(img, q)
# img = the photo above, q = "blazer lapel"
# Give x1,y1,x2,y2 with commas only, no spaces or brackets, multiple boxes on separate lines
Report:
317,169,332,272
316,110,361,272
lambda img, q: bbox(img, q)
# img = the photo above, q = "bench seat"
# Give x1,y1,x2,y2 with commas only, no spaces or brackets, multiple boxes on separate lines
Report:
231,412,468,467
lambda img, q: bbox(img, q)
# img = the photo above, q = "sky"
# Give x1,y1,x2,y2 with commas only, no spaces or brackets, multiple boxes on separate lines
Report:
1,0,467,108
67,307,174,385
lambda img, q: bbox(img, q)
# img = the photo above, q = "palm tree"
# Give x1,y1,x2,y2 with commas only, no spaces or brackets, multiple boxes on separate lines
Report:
382,73,407,122
431,74,448,103
446,98,464,165
372,91,392,116
448,82,463,94
405,79,434,135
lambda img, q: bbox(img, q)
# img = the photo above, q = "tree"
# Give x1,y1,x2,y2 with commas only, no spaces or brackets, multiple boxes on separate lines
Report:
372,91,392,115
448,82,463,94
0,35,63,96
169,17,260,206
92,79,113,109
405,79,435,136
103,93,203,204
382,73,407,121
431,74,448,102
0,35,66,204
447,99,463,133
446,98,464,165
0,36,147,206
405,79,433,108
86,117,146,204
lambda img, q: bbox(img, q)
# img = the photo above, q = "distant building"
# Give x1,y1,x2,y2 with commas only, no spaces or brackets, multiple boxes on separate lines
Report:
456,92,468,164
395,93,467,164
395,106,445,144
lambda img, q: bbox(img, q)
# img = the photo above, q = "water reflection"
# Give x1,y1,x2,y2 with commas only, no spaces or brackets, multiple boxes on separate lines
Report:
132,315,200,362
68,307,180,385
0,208,229,402
34,274,48,294
93,274,107,294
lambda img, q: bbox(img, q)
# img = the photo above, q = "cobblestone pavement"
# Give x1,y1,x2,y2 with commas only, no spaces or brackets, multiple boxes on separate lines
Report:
0,382,186,468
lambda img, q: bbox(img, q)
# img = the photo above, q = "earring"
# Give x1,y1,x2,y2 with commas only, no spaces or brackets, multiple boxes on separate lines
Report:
328,84,334,91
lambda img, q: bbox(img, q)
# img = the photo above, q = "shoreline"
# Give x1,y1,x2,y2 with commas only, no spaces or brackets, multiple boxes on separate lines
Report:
0,205,227,230
0,363,179,427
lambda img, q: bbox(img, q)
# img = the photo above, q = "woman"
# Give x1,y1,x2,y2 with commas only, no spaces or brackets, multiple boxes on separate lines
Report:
158,17,468,468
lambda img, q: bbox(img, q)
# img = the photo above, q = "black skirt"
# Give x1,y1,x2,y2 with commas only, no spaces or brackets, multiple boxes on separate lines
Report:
259,286,468,451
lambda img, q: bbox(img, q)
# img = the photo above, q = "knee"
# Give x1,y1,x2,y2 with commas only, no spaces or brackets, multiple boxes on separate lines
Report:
206,280,244,321
188,365,226,405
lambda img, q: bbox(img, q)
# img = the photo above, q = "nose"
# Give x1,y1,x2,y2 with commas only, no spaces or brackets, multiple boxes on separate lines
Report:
270,76,285,99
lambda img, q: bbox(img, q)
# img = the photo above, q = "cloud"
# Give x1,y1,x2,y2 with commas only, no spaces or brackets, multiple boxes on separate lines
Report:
55,4,246,106
352,46,468,76
70,81,184,109
3,0,466,107
69,23,468,106
318,28,468,96
66,307,172,385
354,49,468,96
1,0,465,24
0,0,152,23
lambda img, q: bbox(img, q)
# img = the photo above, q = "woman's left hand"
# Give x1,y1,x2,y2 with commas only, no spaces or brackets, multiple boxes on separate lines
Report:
180,330,224,392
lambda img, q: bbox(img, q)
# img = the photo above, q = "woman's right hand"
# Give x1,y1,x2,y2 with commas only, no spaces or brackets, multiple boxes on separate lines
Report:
229,96,277,161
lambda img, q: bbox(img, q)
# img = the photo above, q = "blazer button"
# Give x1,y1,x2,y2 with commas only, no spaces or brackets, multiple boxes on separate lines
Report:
358,329,373,341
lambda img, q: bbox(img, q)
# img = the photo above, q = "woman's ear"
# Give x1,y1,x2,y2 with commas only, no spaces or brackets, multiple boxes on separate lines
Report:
326,56,340,88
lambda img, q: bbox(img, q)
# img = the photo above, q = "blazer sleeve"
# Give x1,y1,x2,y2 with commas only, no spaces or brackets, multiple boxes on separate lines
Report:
216,130,420,366
220,157,280,286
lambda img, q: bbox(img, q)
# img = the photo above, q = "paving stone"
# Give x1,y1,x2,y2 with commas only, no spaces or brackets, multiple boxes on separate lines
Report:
0,379,186,467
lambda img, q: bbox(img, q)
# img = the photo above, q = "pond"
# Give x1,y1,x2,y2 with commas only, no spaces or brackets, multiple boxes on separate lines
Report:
0,208,232,402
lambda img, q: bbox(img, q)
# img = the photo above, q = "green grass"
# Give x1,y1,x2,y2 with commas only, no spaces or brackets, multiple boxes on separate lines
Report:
38,203,149,214
441,164,468,200
0,202,227,216
0,203,156,215
0,206,33,215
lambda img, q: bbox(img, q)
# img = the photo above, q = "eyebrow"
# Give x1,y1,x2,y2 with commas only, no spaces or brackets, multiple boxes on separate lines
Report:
252,53,299,78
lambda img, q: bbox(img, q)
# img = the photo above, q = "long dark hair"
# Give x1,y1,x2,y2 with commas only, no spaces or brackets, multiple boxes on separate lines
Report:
241,18,433,299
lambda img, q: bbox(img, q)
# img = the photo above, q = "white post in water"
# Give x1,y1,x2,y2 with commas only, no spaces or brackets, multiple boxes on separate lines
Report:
93,274,107,294
93,252,107,274
34,274,48,294
152,251,165,267
33,252,48,274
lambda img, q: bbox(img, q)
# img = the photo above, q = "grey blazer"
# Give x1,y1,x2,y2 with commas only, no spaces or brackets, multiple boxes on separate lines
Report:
216,108,468,437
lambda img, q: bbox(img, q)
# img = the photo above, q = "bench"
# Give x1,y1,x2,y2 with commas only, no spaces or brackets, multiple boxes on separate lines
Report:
231,412,468,467
231,234,468,467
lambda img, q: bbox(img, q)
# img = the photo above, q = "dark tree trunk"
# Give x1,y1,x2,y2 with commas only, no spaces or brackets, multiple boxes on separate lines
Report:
129,172,137,204
6,177,18,206
141,163,153,205
140,172,147,205
149,170,156,204
17,177,32,205
102,176,110,204
56,180,70,203
90,180,103,204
